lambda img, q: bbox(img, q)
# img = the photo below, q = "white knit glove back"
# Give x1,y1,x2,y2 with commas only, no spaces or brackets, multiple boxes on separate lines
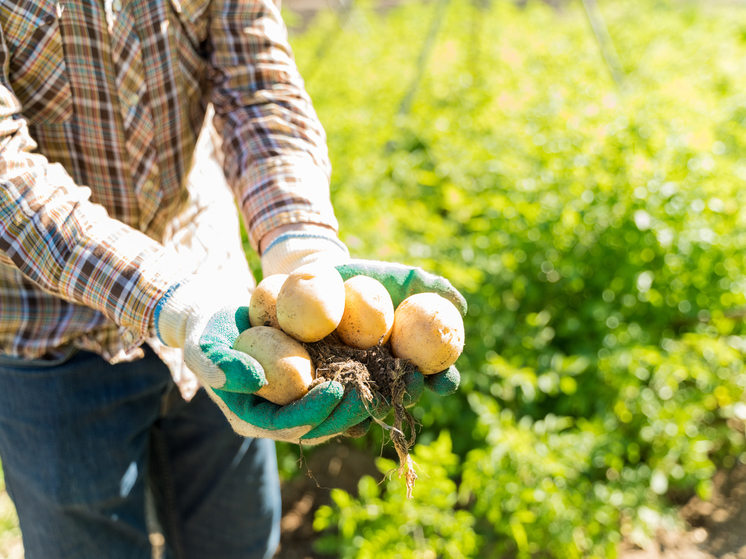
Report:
261,231,350,277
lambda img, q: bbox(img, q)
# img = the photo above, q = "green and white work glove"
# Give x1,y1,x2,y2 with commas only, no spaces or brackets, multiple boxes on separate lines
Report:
261,230,468,402
154,275,388,444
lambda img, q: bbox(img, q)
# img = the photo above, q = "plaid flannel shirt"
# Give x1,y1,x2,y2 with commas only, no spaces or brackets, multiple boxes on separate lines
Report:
0,0,337,363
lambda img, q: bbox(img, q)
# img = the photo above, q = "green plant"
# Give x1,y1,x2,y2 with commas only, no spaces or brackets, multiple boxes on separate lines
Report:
0,463,21,553
273,0,746,555
314,432,480,558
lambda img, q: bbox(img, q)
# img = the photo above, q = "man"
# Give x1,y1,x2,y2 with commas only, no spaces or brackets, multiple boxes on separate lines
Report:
0,0,465,557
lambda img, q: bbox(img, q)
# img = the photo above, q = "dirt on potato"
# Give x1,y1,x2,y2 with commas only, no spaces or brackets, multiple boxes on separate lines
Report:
303,333,420,498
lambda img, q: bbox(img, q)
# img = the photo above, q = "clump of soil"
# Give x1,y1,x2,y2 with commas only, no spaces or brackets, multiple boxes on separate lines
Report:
304,333,420,498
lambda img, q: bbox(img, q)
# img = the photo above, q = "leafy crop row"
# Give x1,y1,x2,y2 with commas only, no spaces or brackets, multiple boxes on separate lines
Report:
276,0,746,556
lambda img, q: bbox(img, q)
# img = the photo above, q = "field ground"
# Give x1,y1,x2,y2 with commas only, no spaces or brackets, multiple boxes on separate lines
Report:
275,0,746,554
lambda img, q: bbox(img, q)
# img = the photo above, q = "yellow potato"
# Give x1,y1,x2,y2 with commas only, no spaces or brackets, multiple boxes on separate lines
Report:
390,293,465,375
233,326,314,405
249,274,288,328
336,276,395,349
276,263,346,343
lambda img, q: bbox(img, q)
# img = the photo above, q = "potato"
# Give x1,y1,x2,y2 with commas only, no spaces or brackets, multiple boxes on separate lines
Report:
249,274,288,328
276,263,346,343
390,293,465,375
233,326,314,405
336,276,395,349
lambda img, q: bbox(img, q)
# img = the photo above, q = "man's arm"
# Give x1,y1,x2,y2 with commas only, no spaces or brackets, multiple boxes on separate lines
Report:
206,0,339,254
0,28,186,348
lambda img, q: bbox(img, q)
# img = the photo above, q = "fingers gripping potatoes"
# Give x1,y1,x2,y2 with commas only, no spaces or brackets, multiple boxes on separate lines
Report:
233,326,314,405
234,264,465,500
234,264,465,405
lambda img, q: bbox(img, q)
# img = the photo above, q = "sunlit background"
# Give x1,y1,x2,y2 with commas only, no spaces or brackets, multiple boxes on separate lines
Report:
277,0,746,557
5,0,746,558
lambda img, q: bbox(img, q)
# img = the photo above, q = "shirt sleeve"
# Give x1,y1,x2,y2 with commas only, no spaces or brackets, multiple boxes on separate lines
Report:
0,27,188,346
207,0,339,252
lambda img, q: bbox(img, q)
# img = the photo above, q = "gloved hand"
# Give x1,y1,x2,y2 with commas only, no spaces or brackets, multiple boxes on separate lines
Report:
154,275,389,444
335,259,467,397
261,230,468,399
320,260,466,439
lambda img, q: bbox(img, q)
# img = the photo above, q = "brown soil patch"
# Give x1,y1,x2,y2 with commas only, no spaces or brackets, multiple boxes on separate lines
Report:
274,442,379,559
619,464,746,559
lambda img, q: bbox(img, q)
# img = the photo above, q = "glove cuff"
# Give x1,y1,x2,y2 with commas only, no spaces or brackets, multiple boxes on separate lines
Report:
154,281,189,348
261,231,350,276
155,274,252,348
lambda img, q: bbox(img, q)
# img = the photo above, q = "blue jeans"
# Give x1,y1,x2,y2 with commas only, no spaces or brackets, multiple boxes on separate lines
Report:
0,347,281,559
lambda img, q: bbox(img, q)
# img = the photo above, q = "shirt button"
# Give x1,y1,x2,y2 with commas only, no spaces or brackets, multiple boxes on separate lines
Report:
143,179,154,189
128,92,139,106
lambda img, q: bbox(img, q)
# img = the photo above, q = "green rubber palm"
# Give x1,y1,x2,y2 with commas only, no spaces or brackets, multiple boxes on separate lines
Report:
192,306,389,444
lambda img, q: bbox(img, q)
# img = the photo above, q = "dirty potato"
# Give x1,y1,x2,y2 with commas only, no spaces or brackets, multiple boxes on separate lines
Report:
249,274,288,329
276,263,346,343
390,293,465,375
336,275,395,349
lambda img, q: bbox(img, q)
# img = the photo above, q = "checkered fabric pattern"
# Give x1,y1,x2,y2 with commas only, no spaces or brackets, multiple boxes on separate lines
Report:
0,0,337,362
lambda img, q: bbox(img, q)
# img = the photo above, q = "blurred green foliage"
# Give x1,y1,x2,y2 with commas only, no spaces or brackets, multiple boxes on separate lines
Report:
0,466,21,554
275,0,746,556
314,432,480,558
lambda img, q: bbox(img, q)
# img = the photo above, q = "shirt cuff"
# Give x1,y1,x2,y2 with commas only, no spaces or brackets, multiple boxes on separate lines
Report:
237,156,339,251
